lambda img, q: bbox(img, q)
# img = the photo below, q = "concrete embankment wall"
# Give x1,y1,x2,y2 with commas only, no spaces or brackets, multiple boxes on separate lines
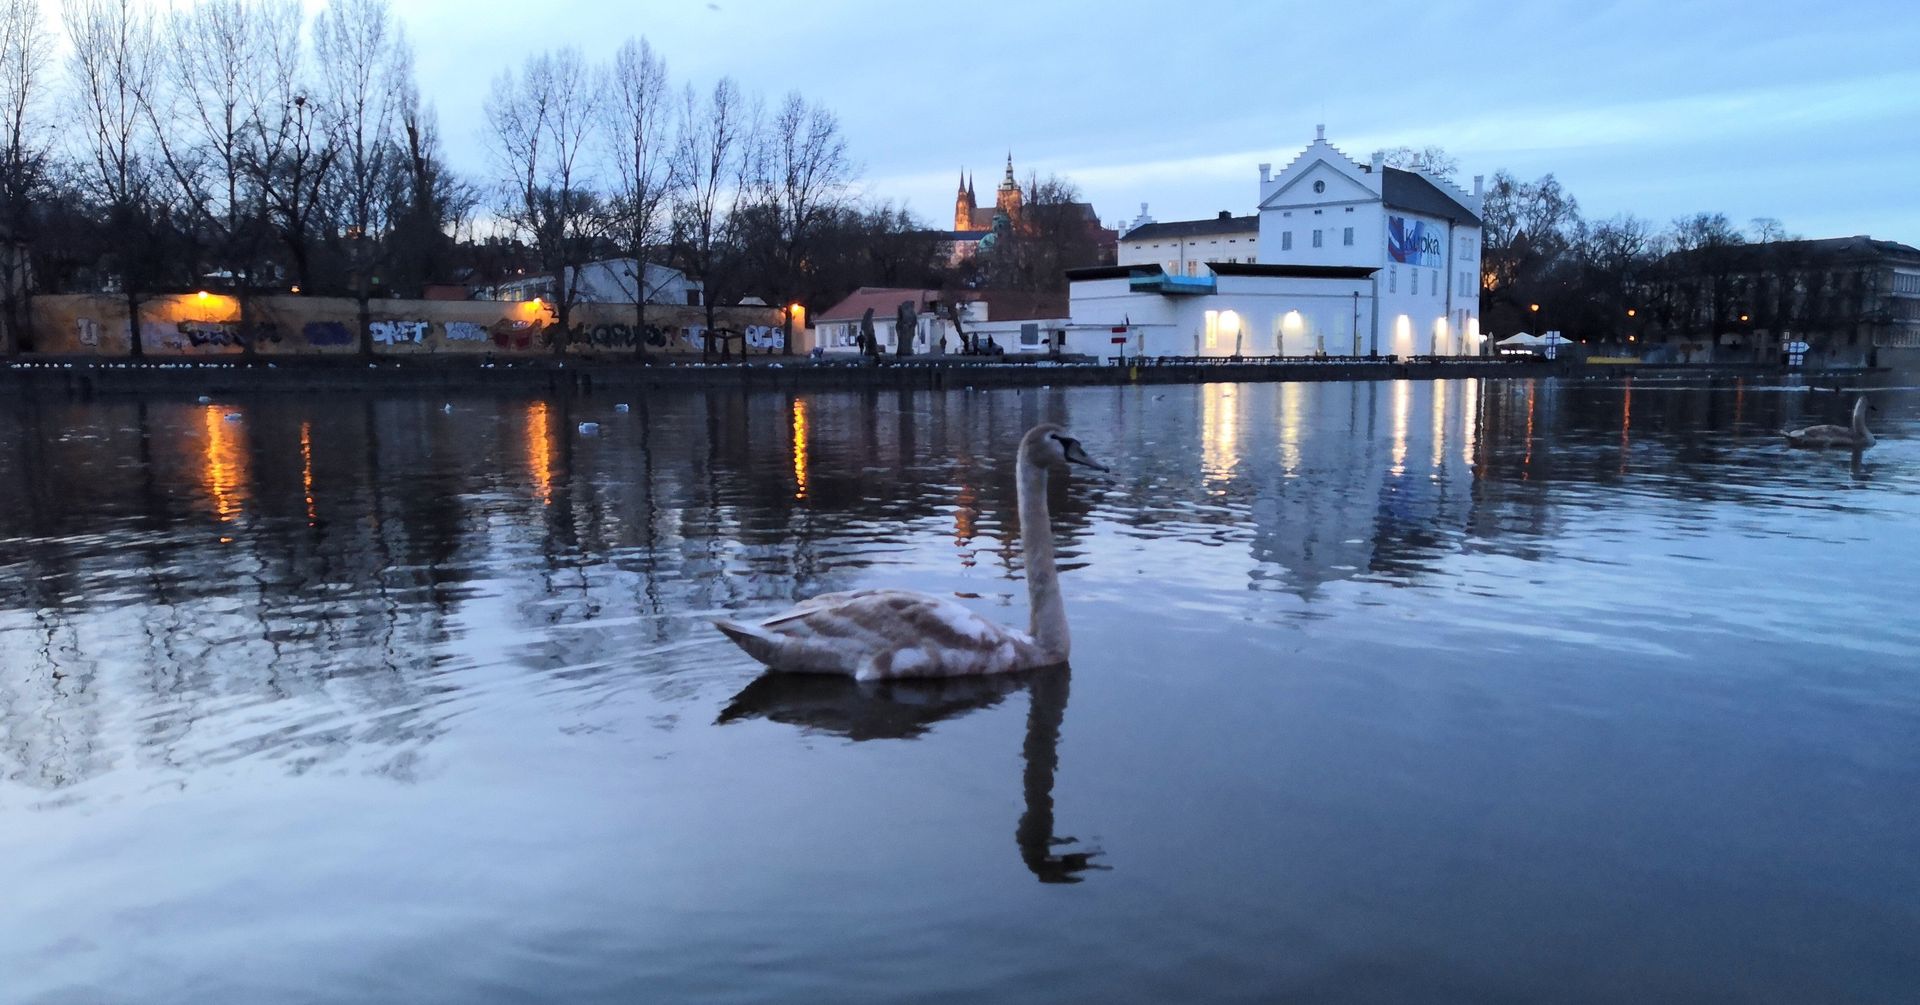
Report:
18,293,793,357
1,356,1563,398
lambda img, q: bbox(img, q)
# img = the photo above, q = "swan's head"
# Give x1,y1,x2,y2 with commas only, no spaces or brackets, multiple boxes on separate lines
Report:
1854,396,1876,418
1021,423,1109,473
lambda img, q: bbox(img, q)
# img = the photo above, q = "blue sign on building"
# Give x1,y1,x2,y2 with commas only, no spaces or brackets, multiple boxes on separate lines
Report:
1388,216,1443,268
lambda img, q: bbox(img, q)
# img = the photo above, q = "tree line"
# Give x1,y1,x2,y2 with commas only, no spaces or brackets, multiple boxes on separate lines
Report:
1449,158,1874,347
0,0,1104,360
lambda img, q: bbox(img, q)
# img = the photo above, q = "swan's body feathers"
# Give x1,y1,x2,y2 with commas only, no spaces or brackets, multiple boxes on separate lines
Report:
1782,423,1870,449
1783,396,1875,450
717,589,1047,680
714,423,1103,679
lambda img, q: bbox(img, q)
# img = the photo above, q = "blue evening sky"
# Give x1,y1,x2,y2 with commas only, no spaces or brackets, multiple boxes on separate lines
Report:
72,0,1920,244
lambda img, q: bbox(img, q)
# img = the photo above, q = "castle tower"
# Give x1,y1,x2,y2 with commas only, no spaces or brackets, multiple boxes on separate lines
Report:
995,152,1022,221
953,169,975,232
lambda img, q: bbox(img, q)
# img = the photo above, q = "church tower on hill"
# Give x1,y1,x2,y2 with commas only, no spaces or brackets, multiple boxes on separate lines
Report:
953,154,1024,232
995,153,1022,220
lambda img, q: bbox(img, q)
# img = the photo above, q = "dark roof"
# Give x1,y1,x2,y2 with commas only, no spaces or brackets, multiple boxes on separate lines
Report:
924,230,989,242
1208,262,1378,280
1065,262,1376,283
1382,167,1480,225
1120,214,1257,242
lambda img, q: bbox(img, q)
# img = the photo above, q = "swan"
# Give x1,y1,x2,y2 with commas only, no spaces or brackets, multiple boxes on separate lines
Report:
1782,395,1876,450
714,423,1107,680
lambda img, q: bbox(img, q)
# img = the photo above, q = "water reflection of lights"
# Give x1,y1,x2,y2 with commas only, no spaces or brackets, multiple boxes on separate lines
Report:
1202,383,1239,483
1431,379,1446,473
1391,380,1410,476
1462,378,1480,468
300,421,317,525
200,404,248,533
790,397,810,500
1278,381,1302,475
1621,379,1633,474
1523,382,1536,476
527,401,553,506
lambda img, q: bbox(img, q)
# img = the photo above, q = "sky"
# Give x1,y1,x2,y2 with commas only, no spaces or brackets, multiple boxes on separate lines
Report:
36,0,1920,244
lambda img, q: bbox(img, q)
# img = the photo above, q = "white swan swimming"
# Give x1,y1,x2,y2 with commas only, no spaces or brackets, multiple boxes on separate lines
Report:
1782,395,1876,450
714,423,1107,680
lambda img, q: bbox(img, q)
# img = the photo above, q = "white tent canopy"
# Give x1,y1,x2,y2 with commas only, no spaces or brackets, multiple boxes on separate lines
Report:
1497,332,1544,346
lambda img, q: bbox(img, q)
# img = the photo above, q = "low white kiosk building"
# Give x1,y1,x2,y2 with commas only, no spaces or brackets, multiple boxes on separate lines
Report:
1066,262,1377,358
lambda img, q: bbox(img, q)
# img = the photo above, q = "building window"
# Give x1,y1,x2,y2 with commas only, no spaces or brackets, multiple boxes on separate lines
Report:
1412,270,1419,296
1281,232,1292,251
1248,256,1256,264
1187,261,1198,276
1166,260,1175,272
1312,230,1323,248
1345,206,1354,213
1343,227,1354,246
1313,209,1323,215
1389,266,1397,293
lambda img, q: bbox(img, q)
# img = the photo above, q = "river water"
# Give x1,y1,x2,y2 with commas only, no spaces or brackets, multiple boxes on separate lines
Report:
2,378,1916,1003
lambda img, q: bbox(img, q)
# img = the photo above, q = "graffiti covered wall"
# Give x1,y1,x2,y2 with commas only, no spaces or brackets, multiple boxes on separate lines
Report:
25,294,795,358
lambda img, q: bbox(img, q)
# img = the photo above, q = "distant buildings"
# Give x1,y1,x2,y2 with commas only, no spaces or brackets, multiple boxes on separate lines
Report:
1638,235,1920,365
1256,127,1484,356
814,286,1069,355
1068,127,1483,358
1118,210,1259,275
936,154,1116,267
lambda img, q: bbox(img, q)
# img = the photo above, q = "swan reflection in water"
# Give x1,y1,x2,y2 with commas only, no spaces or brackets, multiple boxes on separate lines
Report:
718,666,1107,884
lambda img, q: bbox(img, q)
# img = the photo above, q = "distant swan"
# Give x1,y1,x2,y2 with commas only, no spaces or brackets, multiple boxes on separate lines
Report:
714,424,1107,679
1783,395,1876,450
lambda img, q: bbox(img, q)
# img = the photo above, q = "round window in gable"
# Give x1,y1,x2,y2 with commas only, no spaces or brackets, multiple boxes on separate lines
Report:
1313,180,1326,194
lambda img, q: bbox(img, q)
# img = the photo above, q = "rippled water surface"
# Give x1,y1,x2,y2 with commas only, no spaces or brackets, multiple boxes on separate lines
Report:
3,378,1918,1003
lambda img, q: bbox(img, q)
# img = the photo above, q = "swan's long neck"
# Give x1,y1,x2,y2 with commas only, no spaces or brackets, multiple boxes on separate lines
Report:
1853,400,1869,437
1017,455,1068,662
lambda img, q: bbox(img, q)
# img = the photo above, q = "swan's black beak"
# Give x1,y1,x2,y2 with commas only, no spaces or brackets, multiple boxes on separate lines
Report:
1063,442,1110,473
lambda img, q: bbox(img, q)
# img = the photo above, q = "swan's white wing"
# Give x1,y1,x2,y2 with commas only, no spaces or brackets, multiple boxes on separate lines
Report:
716,589,1041,680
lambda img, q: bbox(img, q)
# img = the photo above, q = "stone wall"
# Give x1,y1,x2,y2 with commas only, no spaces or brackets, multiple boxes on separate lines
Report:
23,293,794,357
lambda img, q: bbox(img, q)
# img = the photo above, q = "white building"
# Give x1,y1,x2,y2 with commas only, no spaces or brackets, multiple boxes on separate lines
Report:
1118,209,1260,276
486,259,704,307
1067,262,1375,358
1256,127,1483,355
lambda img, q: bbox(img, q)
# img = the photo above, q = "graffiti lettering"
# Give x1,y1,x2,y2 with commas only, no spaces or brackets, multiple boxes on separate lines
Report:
743,325,786,350
76,318,103,348
445,321,490,342
303,321,353,347
370,320,428,345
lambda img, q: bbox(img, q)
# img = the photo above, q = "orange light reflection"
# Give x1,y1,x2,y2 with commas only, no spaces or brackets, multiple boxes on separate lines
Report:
527,401,553,505
300,421,317,525
200,404,249,533
791,397,810,500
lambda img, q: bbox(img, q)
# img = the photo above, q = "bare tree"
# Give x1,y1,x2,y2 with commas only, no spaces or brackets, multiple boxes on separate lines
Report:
600,36,672,360
671,76,760,361
487,48,599,354
314,0,411,353
64,0,161,358
0,0,51,352
763,91,850,355
149,0,293,355
1374,144,1461,184
389,100,472,296
241,0,333,296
